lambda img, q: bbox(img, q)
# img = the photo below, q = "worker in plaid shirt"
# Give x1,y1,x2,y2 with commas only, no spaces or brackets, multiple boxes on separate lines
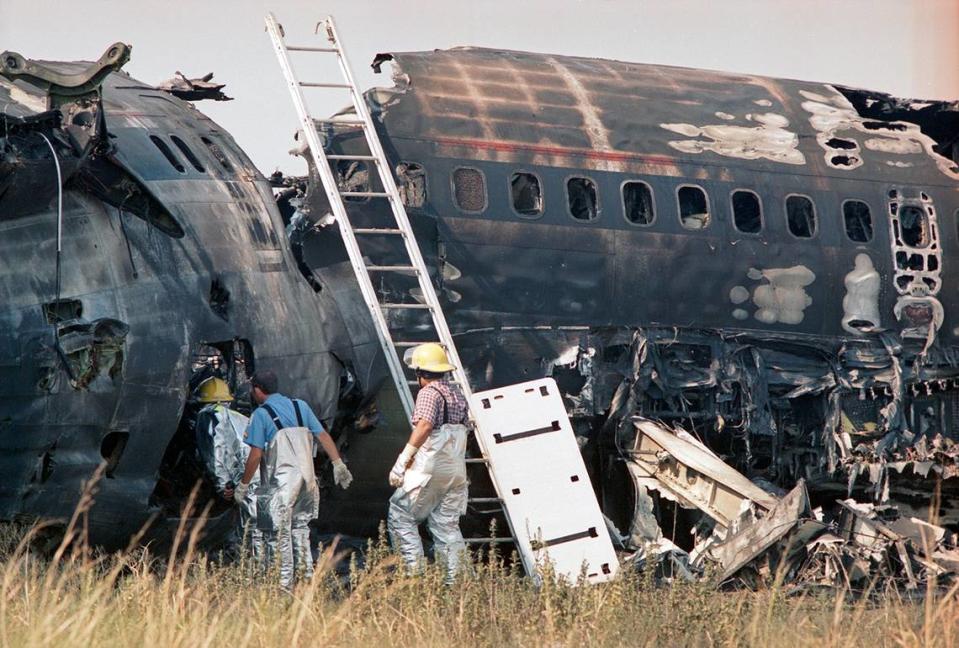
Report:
387,343,470,581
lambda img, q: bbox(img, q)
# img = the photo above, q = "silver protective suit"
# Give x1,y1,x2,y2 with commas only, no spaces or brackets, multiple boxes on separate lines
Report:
256,424,319,591
387,421,469,581
195,404,261,557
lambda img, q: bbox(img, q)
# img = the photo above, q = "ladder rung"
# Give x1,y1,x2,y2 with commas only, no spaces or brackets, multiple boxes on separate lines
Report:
465,457,489,464
328,154,377,161
353,228,403,235
315,119,365,126
366,265,418,273
299,82,351,88
341,191,390,198
468,498,502,504
286,46,338,52
394,341,439,347
381,303,431,310
464,538,514,544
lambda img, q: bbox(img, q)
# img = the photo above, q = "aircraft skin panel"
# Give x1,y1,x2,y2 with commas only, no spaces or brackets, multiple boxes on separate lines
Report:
372,48,959,186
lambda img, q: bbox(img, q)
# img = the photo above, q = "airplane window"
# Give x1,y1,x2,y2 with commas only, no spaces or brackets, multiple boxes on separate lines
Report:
567,177,598,221
200,136,234,173
678,185,709,229
786,195,816,238
396,162,426,208
731,190,762,233
170,135,206,173
899,205,929,247
843,200,873,242
335,161,370,202
623,181,654,225
149,135,185,173
452,167,486,212
511,172,543,216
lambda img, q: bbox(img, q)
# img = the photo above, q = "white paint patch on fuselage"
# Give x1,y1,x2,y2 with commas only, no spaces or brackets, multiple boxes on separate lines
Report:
800,85,959,179
729,285,750,304
842,253,881,335
661,112,805,165
864,138,923,154
746,265,815,325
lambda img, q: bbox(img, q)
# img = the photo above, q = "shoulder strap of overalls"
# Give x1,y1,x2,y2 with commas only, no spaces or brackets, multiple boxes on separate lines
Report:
260,403,283,431
292,399,304,427
425,383,450,425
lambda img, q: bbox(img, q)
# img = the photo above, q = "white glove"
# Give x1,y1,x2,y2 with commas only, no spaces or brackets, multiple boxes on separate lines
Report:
332,459,353,490
389,443,418,488
233,481,250,505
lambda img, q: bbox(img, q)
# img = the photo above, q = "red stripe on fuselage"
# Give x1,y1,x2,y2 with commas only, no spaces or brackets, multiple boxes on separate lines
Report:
430,136,679,167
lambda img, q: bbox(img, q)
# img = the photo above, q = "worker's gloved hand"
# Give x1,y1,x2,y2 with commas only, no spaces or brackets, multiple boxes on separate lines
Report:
389,443,418,488
332,459,353,490
233,480,250,504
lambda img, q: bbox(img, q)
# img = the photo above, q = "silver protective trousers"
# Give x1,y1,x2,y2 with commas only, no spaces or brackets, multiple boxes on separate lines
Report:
387,422,468,581
197,405,262,559
256,425,319,590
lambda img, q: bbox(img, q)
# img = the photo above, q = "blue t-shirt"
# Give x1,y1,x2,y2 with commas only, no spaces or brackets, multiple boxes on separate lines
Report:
244,393,326,450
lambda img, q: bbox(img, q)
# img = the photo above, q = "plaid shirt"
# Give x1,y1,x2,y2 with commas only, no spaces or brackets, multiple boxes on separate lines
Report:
412,380,468,427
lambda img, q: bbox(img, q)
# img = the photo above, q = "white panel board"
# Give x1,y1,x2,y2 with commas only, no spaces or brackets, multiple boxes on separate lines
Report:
470,378,619,584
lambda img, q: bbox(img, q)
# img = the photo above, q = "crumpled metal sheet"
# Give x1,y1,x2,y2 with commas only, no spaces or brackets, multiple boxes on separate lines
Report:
623,417,959,590
628,418,777,528
156,71,232,101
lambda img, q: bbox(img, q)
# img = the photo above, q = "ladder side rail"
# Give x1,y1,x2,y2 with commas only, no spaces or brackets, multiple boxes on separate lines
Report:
265,13,415,418
322,17,475,403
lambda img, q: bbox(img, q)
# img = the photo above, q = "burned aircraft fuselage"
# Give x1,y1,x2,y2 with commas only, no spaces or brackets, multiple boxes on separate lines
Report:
295,48,959,534
0,53,363,545
4,43,959,550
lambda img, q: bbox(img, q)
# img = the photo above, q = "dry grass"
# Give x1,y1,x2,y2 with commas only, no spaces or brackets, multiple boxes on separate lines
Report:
1,478,957,647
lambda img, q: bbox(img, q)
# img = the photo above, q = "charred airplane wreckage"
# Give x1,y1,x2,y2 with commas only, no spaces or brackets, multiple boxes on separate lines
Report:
3,28,959,588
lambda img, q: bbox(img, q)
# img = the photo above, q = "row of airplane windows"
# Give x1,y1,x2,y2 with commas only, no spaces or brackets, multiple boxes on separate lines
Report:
444,166,880,243
147,140,937,252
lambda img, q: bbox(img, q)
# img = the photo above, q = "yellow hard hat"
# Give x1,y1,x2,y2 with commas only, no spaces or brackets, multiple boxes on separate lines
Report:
404,343,455,373
196,377,233,403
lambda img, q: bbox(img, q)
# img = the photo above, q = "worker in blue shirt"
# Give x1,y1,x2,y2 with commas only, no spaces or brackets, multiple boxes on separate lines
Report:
229,369,352,591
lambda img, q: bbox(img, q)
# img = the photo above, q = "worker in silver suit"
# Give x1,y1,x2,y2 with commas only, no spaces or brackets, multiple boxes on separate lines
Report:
387,343,470,582
193,377,261,558
230,369,353,591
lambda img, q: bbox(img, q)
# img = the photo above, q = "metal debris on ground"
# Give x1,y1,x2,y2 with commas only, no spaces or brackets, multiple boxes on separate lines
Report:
621,416,959,593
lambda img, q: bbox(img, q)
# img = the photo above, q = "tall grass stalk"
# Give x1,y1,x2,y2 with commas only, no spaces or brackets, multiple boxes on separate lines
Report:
0,478,956,647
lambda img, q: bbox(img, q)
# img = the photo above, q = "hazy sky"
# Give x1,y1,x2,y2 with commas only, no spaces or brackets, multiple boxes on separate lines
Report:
3,0,957,175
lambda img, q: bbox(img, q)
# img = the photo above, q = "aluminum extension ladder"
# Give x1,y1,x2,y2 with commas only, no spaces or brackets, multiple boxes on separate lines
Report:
265,14,618,584
265,12,463,418
264,12,505,528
